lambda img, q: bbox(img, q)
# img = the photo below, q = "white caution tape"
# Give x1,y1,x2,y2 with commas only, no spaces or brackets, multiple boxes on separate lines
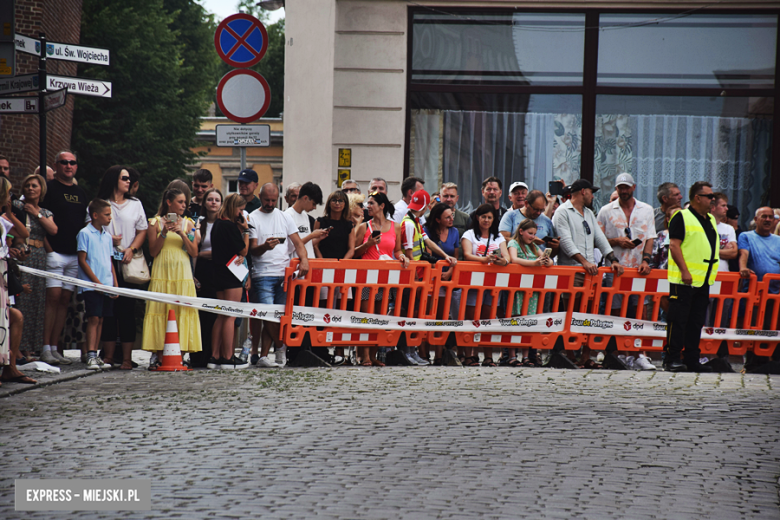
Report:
569,312,780,342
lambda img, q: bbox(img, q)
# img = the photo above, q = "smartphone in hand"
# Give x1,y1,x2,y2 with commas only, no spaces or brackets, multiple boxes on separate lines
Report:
631,238,642,247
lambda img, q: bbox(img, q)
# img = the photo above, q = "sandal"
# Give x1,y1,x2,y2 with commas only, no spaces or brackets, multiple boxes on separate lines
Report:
508,358,522,367
521,357,538,367
119,361,133,371
360,360,372,367
482,358,497,367
580,359,602,369
464,356,480,367
371,359,385,367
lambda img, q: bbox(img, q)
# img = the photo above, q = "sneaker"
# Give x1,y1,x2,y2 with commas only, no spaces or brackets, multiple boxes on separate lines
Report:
274,349,287,367
332,355,345,366
40,350,60,365
51,350,73,365
410,350,430,366
699,356,710,365
635,354,656,371
223,355,250,370
86,357,102,371
623,355,635,369
206,357,222,370
256,356,279,368
148,353,160,371
250,354,259,366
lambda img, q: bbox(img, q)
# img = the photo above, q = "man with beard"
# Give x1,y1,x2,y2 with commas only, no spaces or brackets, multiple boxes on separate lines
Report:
596,173,657,370
469,176,506,234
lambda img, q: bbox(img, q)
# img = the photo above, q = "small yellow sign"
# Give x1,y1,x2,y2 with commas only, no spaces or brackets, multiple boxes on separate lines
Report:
338,148,351,168
3,23,10,36
0,67,11,76
337,169,351,188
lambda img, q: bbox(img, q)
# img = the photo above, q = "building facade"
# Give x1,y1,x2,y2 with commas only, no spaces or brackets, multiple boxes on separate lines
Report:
284,0,778,225
0,0,82,186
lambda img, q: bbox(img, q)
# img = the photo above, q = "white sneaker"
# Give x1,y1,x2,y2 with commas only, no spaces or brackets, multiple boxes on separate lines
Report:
635,354,656,371
274,349,286,367
51,350,73,365
86,357,102,371
40,350,60,365
256,356,279,368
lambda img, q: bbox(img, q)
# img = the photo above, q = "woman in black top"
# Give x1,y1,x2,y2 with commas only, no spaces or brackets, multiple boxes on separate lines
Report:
191,188,222,367
313,190,355,261
208,194,249,369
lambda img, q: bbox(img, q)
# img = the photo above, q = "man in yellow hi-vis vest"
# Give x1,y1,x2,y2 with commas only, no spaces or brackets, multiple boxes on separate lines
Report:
665,181,719,372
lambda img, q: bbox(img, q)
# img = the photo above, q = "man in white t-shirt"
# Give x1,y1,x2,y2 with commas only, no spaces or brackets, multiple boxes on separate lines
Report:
707,192,738,328
248,183,309,367
284,182,327,260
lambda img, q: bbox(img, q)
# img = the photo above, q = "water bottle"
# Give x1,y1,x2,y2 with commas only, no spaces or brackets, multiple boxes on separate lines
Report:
239,334,252,362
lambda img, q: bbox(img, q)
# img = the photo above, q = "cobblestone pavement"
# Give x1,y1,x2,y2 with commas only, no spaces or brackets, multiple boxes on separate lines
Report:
1,365,778,519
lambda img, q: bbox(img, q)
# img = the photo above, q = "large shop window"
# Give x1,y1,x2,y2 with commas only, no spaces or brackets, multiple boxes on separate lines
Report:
408,9,778,224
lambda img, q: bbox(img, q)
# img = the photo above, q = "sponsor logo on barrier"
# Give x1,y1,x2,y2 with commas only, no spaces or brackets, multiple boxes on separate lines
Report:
624,321,631,331
633,323,643,330
570,317,614,329
274,310,285,319
653,323,667,332
322,314,342,324
350,316,390,326
292,311,315,323
201,304,244,314
546,318,553,328
735,329,778,337
498,318,538,327
472,320,480,328
424,320,464,327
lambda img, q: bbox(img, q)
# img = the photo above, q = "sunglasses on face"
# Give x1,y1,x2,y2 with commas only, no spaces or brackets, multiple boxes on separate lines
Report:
697,193,715,200
58,160,77,166
342,188,359,193
120,176,130,182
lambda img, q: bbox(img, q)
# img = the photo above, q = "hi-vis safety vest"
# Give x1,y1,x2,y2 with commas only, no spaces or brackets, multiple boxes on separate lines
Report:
667,208,719,287
401,212,426,260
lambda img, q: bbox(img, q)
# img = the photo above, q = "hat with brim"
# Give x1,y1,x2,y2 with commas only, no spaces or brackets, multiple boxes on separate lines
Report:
570,179,599,193
408,189,431,211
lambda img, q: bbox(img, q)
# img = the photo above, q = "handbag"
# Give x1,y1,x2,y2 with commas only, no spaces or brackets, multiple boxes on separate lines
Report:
110,204,151,284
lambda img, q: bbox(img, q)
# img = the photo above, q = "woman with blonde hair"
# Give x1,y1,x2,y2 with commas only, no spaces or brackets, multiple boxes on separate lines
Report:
142,188,201,369
14,173,57,360
207,193,250,369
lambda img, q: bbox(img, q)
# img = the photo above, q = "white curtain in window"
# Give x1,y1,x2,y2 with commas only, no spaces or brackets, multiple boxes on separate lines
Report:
411,110,442,192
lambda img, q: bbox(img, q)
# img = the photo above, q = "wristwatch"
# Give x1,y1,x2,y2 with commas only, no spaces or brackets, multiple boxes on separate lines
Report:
131,247,138,254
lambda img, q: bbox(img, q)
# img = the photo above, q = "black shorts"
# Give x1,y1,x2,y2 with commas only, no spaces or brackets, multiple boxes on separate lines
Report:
82,291,114,318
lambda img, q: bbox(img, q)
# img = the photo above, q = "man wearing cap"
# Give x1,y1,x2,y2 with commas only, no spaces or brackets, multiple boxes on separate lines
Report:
508,181,528,210
553,179,622,276
596,173,657,370
665,181,719,372
401,189,457,365
393,176,424,223
238,169,262,213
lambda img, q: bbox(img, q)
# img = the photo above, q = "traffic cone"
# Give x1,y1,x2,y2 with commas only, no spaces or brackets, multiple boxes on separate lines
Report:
154,309,191,372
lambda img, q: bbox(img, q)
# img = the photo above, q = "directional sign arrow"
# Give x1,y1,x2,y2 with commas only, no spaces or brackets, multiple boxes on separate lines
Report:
47,75,112,98
0,97,38,114
0,73,39,95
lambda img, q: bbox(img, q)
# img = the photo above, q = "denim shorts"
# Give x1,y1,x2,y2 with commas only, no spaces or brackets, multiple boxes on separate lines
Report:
82,291,114,318
250,276,286,305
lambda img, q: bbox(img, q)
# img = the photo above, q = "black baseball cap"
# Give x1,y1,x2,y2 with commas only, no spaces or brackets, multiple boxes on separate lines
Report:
237,169,258,183
570,179,599,193
726,204,740,220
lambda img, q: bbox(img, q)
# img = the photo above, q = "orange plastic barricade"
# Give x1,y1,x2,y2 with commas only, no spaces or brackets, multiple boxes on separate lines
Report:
428,261,591,351
587,269,757,356
749,273,780,357
281,259,434,349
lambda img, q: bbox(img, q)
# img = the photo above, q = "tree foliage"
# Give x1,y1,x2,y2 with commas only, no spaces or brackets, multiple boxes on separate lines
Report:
72,0,219,214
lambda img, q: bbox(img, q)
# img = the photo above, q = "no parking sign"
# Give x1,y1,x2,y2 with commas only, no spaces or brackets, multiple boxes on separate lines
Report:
214,13,268,68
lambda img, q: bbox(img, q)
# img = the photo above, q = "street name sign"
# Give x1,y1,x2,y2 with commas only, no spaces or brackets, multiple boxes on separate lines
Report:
216,124,270,147
47,74,112,98
0,97,37,113
14,33,40,56
46,41,110,66
42,88,67,112
216,69,270,124
0,73,38,94
214,13,267,68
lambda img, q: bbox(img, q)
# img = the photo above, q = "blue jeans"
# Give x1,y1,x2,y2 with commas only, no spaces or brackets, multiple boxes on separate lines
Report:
251,276,286,305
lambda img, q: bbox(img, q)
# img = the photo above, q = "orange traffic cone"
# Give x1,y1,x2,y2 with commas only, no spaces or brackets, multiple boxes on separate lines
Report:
154,309,191,372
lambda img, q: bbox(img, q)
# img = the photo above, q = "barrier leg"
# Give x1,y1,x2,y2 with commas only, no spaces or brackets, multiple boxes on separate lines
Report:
602,337,629,370
544,336,579,369
287,333,331,368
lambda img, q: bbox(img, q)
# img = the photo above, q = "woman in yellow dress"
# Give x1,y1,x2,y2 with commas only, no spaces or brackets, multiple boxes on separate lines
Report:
142,188,201,368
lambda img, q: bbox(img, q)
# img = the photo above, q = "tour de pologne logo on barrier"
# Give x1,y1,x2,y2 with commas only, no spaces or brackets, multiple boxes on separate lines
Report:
570,317,614,329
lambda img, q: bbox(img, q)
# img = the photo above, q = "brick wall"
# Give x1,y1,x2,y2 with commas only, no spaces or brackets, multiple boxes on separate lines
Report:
0,0,82,189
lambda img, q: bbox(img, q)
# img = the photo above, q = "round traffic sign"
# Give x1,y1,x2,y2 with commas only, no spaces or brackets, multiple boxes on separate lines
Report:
216,69,271,124
214,13,268,68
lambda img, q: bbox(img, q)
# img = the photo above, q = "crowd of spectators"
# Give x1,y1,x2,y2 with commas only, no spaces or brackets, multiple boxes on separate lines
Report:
0,149,778,385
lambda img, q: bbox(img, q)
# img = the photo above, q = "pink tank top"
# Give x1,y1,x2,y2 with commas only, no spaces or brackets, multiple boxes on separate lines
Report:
362,220,397,260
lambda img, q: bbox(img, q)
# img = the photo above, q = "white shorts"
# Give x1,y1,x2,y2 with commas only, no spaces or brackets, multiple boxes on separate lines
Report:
45,252,79,291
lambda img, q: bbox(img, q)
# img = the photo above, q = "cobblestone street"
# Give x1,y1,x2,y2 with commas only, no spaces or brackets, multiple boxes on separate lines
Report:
1,366,779,519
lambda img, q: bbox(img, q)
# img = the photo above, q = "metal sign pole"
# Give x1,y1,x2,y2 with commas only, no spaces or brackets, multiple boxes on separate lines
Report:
38,33,46,176
240,146,246,171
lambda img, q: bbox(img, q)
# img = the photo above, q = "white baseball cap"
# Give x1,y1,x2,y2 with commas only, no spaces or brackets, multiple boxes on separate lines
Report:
615,173,635,187
509,181,529,193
